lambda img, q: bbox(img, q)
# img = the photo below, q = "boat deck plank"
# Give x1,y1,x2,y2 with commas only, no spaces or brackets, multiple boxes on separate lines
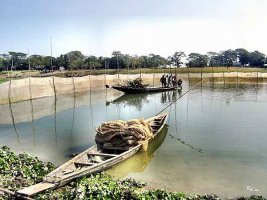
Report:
88,153,118,157
17,182,56,197
74,161,96,166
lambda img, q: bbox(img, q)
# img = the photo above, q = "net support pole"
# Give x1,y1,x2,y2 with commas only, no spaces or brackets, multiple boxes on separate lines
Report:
104,58,107,87
236,67,239,85
257,71,259,85
72,76,76,94
117,55,120,84
29,77,32,100
187,66,190,85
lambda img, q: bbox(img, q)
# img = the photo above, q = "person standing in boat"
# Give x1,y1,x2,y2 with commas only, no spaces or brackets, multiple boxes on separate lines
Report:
172,75,177,86
160,75,165,87
167,74,172,87
165,75,169,87
177,79,183,88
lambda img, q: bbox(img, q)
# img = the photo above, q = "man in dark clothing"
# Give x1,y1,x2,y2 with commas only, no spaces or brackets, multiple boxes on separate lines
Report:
160,75,165,87
177,79,183,87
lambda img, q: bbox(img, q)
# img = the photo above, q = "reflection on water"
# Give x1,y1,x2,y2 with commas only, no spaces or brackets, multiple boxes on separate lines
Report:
1,81,267,197
106,90,182,111
106,125,168,178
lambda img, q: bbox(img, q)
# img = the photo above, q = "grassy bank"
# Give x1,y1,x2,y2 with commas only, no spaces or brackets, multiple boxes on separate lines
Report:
57,67,267,77
1,67,267,79
0,146,265,200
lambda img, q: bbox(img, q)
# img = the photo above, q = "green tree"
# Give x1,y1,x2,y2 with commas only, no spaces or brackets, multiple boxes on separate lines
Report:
148,54,167,68
170,51,186,68
187,53,208,67
222,50,237,67
65,51,85,70
8,52,27,70
0,57,3,71
207,52,220,66
29,55,44,68
249,51,265,67
86,56,101,70
235,48,250,66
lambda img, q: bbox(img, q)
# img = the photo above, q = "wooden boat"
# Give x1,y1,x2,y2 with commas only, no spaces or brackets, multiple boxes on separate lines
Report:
17,113,168,197
111,86,182,94
106,125,168,178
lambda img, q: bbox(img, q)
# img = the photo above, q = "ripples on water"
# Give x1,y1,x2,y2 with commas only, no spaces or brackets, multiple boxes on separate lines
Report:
0,81,267,198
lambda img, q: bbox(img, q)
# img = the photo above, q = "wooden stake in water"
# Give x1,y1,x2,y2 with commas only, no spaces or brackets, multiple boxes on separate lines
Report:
223,71,225,85
28,50,31,73
127,60,130,81
236,67,239,85
187,66,190,85
104,57,107,86
212,66,214,83
201,66,203,81
257,71,259,85
153,73,155,86
117,55,120,84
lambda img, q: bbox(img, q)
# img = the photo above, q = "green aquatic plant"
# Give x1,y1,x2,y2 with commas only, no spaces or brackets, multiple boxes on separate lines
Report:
0,146,266,200
36,174,143,200
0,146,54,191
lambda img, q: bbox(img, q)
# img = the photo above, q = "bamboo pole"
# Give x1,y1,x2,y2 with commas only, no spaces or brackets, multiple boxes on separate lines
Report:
187,66,190,85
72,76,76,94
153,73,155,86
223,71,225,85
257,71,259,85
52,76,57,97
127,61,130,81
29,77,32,100
212,65,214,83
50,36,53,73
201,66,203,81
8,79,20,143
28,50,31,77
236,67,239,85
104,57,107,86
117,55,120,84
30,97,36,145
175,62,177,78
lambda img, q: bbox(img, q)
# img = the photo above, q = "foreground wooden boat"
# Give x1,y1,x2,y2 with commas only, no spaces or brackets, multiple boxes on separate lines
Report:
17,113,168,197
111,86,182,94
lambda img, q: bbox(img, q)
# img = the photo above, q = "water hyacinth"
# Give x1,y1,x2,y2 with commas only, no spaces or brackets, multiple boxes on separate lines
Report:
0,146,55,191
0,146,266,200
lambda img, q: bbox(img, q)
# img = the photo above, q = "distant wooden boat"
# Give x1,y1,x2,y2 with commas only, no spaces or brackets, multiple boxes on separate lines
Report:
110,86,182,94
17,113,168,197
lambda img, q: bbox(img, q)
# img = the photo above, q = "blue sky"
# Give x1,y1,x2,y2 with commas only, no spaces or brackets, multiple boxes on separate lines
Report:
1,0,267,57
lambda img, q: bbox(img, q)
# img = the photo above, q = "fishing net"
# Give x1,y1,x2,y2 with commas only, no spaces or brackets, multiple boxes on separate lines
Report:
95,119,153,151
121,78,149,88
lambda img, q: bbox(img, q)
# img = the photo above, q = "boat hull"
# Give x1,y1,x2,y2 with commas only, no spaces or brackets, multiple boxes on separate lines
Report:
17,113,168,197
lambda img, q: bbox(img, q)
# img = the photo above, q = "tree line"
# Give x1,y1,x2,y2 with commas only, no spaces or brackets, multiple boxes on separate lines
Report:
0,48,266,71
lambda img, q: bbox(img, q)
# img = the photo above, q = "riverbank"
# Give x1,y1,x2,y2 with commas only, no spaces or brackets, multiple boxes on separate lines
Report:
1,67,267,79
0,146,265,200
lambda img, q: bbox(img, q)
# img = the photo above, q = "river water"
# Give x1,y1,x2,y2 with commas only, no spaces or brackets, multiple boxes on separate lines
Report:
0,81,267,198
